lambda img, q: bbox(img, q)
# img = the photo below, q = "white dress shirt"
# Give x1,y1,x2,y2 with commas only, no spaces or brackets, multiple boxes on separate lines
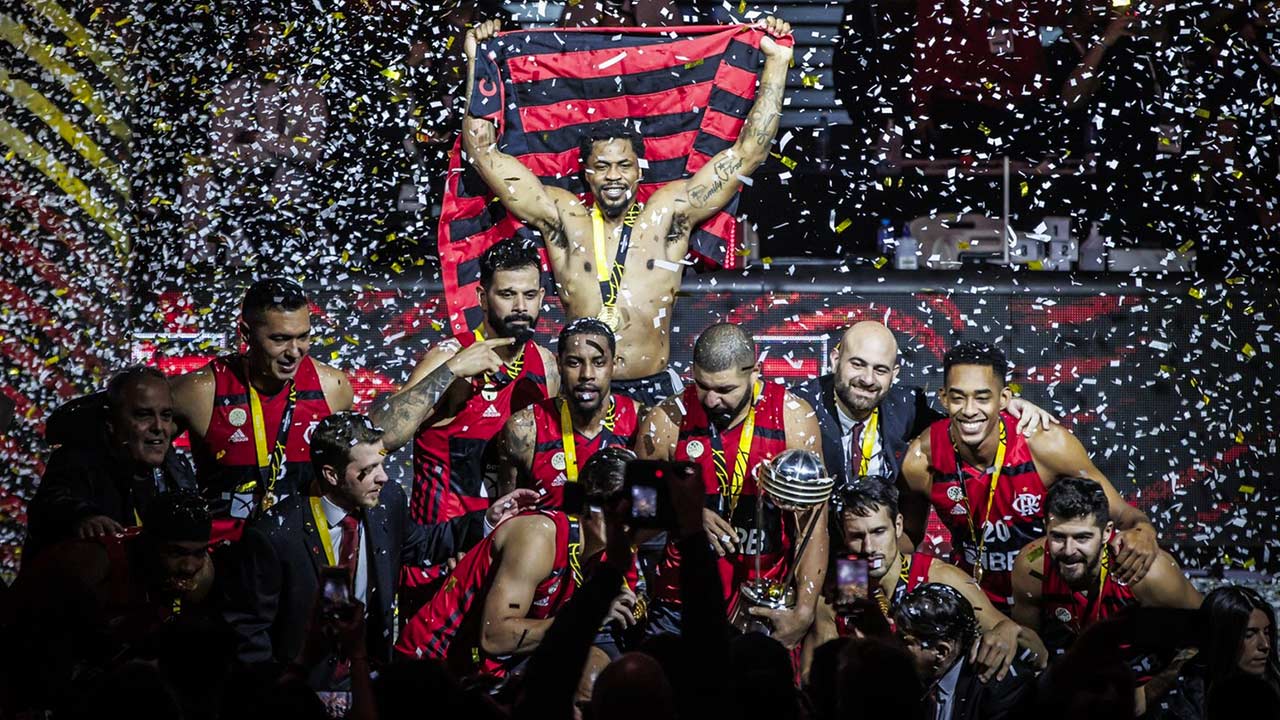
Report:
319,496,369,606
837,403,886,479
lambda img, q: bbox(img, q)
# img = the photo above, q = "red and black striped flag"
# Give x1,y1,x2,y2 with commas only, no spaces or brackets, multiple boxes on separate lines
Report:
438,24,786,334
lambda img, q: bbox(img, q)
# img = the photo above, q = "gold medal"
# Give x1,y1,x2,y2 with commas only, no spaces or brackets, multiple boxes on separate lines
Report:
974,564,984,584
597,305,622,331
261,491,277,512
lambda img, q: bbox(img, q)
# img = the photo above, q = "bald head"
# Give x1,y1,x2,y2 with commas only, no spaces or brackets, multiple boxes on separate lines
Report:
832,321,900,418
693,322,756,373
839,321,899,363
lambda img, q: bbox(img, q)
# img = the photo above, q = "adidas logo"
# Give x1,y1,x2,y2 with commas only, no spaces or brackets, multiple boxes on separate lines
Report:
552,472,567,487
482,405,501,418
229,428,250,444
950,505,969,515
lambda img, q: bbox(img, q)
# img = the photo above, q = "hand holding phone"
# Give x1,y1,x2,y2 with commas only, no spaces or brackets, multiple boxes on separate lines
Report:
320,566,357,622
624,460,699,530
834,554,869,614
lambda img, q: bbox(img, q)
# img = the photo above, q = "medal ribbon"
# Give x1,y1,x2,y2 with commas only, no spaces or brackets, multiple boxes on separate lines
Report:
1085,543,1112,625
244,378,297,509
309,496,337,567
472,327,525,388
952,420,1008,580
590,204,639,314
559,395,617,483
873,553,913,619
708,382,760,518
855,408,880,477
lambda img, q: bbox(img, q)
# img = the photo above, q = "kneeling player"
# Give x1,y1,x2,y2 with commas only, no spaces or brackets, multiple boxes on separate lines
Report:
1011,476,1201,711
815,480,1046,680
396,447,639,680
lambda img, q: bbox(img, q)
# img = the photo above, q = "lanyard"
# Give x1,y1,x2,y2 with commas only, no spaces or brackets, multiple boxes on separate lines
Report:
309,496,337,566
559,395,617,483
1084,543,1112,625
590,204,639,323
472,327,525,387
708,382,760,518
852,408,880,477
246,380,297,510
952,420,1008,583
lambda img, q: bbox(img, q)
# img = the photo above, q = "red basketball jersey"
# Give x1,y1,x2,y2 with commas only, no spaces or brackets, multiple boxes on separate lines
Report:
191,355,332,518
652,382,791,610
928,413,1047,611
528,394,640,510
411,334,548,524
395,510,574,679
1039,547,1161,680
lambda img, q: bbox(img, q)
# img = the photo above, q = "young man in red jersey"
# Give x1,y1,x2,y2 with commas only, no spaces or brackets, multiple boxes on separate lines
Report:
899,341,1159,612
496,318,640,510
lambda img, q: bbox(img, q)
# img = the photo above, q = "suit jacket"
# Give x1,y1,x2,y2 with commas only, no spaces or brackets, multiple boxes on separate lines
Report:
945,656,1038,720
25,439,195,557
222,480,481,682
792,376,944,486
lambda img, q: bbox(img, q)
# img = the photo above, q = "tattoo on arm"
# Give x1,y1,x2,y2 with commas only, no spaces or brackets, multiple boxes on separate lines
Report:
687,156,745,209
743,77,785,150
368,364,457,452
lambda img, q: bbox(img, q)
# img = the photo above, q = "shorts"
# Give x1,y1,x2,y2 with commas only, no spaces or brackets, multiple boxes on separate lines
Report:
612,368,684,407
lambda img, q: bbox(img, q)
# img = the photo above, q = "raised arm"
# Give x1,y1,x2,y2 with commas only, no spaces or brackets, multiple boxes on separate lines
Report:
461,20,572,243
1032,426,1158,584
659,17,793,226
495,406,537,497
368,337,512,452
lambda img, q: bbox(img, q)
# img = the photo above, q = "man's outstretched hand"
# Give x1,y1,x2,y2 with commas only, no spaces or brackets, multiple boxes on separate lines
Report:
464,19,502,61
756,17,793,59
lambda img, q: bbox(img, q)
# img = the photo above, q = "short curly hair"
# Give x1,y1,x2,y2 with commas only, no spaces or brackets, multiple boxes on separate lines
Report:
943,341,1008,385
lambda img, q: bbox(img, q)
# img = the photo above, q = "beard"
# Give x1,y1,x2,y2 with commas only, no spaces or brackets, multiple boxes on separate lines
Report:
1054,550,1102,584
835,381,884,414
489,308,537,344
569,385,605,416
707,390,753,430
594,186,633,219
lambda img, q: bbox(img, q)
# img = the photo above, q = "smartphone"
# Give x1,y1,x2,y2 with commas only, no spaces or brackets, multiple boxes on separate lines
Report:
835,554,869,607
320,566,355,621
623,460,695,529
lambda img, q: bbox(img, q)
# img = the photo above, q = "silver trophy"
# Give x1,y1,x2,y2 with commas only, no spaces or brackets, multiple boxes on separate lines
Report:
732,449,835,635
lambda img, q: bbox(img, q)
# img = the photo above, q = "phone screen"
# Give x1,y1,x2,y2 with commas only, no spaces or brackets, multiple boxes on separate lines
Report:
320,567,353,619
836,556,869,605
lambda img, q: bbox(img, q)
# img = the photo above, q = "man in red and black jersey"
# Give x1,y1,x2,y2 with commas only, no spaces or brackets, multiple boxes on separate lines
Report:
899,341,1159,612
1012,477,1200,713
638,323,826,650
812,479,1043,682
369,238,558,526
397,447,639,682
172,278,353,523
496,317,639,510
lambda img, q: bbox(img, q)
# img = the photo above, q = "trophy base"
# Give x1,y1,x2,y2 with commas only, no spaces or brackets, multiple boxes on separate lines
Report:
731,580,796,637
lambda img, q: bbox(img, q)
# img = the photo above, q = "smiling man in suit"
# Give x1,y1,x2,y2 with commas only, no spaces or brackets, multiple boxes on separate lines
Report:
222,412,535,689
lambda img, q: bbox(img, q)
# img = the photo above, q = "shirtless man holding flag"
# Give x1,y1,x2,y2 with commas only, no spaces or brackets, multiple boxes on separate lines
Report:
461,17,794,405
